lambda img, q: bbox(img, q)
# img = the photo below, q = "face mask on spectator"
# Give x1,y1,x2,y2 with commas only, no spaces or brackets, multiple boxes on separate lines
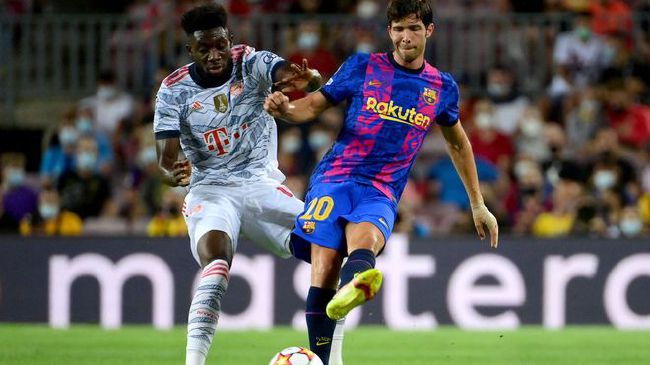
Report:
77,152,98,171
475,112,494,130
97,85,118,100
357,0,379,19
356,42,375,53
281,135,302,154
297,32,319,51
308,131,331,150
593,170,616,191
5,168,25,187
39,203,59,219
487,82,511,98
59,127,79,146
514,160,534,180
521,117,543,137
76,117,94,135
619,218,642,237
575,26,591,41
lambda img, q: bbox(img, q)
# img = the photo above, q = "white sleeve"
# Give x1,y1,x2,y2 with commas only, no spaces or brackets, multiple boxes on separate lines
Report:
243,48,286,91
153,84,181,138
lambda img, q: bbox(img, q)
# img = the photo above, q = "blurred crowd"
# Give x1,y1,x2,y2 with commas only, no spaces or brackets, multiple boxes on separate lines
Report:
1,0,650,239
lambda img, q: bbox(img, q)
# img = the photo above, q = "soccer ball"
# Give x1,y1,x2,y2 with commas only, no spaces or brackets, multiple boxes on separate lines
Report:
268,346,324,365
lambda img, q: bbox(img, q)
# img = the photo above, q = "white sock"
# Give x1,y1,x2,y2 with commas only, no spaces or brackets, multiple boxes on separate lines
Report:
186,259,230,365
329,318,345,365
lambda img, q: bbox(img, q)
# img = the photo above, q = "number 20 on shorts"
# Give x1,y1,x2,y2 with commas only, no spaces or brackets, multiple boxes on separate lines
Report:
300,196,334,221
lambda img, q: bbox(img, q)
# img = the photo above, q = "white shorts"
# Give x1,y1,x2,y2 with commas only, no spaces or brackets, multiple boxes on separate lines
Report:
182,179,304,265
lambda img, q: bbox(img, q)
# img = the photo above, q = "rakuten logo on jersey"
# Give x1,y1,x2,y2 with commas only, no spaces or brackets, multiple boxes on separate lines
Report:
202,123,249,156
365,96,432,130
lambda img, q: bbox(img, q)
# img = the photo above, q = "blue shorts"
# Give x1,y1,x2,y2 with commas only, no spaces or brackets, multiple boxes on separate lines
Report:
291,181,397,263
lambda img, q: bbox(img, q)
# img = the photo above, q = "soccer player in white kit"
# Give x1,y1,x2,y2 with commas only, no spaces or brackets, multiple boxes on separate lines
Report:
153,4,335,365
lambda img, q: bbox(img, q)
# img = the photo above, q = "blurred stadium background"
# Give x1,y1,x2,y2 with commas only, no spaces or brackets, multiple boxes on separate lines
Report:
1,0,650,364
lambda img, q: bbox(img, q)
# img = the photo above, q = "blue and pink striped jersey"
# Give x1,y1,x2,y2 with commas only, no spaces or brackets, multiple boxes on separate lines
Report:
312,52,460,202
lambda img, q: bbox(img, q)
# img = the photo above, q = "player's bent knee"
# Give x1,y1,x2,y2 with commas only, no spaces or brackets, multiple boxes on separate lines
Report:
198,230,233,267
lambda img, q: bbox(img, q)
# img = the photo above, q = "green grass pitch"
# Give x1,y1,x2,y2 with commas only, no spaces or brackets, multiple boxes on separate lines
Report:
0,325,649,365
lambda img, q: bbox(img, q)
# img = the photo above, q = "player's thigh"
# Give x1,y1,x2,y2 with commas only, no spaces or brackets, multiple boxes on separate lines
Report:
343,190,397,255
184,188,242,265
291,183,353,262
241,182,304,258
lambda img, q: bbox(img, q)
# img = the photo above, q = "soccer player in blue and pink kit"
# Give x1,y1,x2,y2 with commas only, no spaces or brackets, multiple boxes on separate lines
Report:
265,0,499,363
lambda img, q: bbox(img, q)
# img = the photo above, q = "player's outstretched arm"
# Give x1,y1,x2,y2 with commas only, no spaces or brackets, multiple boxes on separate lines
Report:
156,137,191,187
440,121,499,248
264,90,331,124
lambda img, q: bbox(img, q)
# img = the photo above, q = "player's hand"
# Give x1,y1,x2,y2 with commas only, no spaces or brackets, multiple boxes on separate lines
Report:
471,203,499,248
274,58,318,92
172,159,191,187
264,91,290,118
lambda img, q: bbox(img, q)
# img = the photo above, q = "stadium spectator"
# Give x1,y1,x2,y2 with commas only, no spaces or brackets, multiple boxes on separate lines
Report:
564,88,604,156
19,188,83,236
39,110,79,187
74,108,115,175
484,66,530,135
426,155,499,211
550,12,613,96
589,0,632,37
134,143,164,216
287,19,339,94
509,158,547,235
468,99,515,167
603,86,650,148
585,128,637,188
78,70,135,135
540,123,582,187
515,106,551,161
146,189,187,237
0,153,38,232
532,172,583,237
618,204,645,237
57,136,112,219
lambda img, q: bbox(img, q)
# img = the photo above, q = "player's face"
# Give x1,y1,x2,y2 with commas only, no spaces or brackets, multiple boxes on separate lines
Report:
187,27,231,76
388,14,434,66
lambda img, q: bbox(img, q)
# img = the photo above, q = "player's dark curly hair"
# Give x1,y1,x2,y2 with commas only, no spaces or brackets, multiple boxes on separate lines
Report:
387,0,434,27
181,4,228,36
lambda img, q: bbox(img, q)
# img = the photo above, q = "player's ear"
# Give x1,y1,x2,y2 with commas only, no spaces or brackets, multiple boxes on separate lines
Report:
185,43,192,56
425,23,435,38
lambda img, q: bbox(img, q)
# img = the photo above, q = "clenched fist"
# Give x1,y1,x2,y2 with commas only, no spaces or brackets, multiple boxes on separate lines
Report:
172,159,191,187
264,91,290,118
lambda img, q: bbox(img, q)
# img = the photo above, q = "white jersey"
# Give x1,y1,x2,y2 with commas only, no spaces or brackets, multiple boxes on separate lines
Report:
154,44,286,187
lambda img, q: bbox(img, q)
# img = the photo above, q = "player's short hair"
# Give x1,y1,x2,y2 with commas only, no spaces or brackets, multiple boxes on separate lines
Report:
181,4,228,36
387,0,434,27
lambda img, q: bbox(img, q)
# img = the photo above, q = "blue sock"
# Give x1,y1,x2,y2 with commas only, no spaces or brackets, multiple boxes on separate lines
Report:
339,249,376,288
306,286,336,364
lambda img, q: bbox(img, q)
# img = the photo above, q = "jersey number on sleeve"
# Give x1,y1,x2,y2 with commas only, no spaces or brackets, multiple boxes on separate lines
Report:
300,196,334,221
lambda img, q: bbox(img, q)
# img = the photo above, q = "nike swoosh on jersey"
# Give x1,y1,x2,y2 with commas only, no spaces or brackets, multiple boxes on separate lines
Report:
378,218,389,228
